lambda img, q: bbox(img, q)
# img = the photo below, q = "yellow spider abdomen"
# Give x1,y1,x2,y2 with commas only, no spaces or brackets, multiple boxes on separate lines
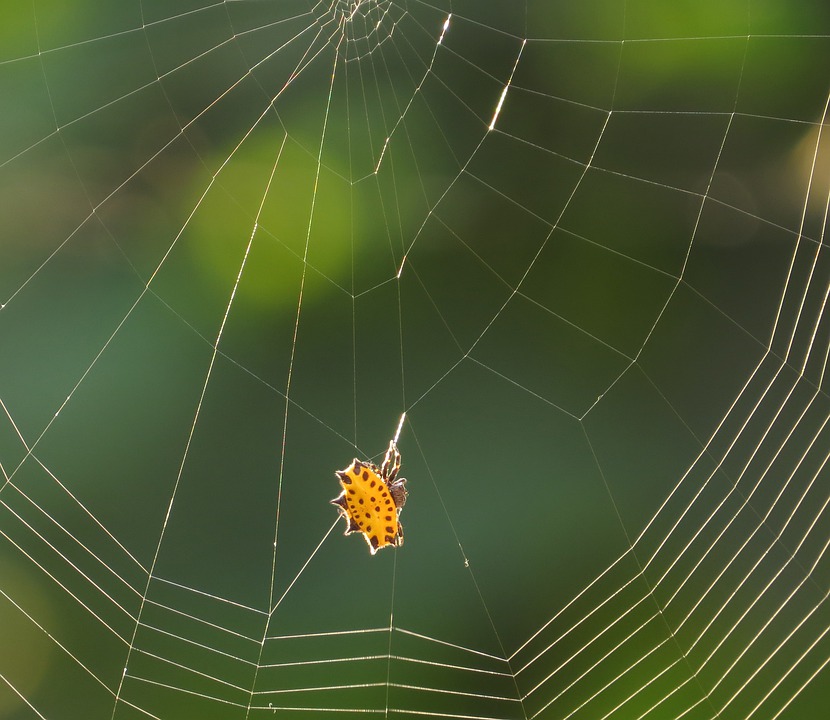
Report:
332,458,404,554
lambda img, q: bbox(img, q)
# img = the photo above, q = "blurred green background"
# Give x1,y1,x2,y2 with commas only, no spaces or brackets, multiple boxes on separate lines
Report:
1,1,829,718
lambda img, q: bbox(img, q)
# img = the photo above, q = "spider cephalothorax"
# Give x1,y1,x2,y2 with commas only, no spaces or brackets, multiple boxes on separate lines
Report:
331,440,407,554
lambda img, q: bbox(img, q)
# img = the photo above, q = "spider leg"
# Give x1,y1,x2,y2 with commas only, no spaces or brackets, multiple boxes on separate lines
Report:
380,440,401,483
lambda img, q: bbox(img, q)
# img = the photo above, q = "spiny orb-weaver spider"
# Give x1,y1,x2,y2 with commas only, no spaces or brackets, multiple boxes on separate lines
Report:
331,439,407,555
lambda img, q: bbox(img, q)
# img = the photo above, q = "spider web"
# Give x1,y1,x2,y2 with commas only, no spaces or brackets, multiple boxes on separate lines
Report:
1,1,829,719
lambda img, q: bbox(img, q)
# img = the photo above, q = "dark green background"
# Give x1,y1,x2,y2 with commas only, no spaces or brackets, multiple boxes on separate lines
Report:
1,1,829,718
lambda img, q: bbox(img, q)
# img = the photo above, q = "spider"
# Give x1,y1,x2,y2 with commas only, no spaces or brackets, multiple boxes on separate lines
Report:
331,440,408,555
